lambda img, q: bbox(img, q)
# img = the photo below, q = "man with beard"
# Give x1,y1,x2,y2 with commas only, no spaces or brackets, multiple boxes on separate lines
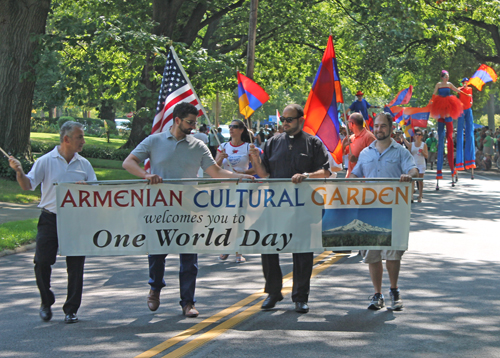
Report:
349,112,417,311
249,103,331,314
123,102,254,317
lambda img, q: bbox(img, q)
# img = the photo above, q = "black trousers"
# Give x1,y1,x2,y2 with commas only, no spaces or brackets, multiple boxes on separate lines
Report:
34,211,85,314
261,252,314,302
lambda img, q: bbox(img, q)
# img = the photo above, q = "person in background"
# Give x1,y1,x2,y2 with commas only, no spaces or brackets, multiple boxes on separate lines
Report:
8,121,97,324
215,119,255,263
344,90,380,121
193,124,208,145
342,113,376,177
426,132,438,170
402,127,428,202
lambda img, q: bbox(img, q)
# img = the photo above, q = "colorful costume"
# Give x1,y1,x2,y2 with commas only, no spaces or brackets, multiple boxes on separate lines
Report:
430,87,463,179
456,86,476,170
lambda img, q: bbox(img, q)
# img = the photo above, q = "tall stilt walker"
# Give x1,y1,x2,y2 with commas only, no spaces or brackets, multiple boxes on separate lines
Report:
429,70,469,190
456,77,476,179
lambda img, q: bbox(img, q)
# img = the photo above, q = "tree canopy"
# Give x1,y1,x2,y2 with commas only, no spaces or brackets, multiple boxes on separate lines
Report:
1,0,499,155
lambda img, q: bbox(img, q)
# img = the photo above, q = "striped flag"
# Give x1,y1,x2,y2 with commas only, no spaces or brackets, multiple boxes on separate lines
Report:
145,47,204,171
151,47,203,135
303,35,344,164
468,64,498,91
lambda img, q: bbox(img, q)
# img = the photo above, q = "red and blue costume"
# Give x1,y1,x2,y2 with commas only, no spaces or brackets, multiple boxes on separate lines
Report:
456,85,476,170
430,87,463,179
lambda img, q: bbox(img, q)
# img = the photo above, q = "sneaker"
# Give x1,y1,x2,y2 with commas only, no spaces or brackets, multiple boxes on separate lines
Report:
388,289,404,311
368,293,385,310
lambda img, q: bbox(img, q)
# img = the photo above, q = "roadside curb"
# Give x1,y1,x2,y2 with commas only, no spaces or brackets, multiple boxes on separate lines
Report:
0,242,36,258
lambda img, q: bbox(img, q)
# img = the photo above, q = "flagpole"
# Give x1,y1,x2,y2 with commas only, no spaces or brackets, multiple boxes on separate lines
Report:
170,45,236,172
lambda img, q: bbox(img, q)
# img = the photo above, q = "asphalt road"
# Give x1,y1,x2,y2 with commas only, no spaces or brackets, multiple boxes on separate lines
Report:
1,168,499,358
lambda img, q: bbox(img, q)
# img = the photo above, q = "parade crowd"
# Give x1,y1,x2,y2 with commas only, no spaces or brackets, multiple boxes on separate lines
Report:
7,70,494,324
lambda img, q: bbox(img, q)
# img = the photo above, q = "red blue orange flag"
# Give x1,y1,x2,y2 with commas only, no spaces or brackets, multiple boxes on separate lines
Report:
468,64,498,91
403,105,431,133
237,71,269,119
387,86,413,107
303,35,344,164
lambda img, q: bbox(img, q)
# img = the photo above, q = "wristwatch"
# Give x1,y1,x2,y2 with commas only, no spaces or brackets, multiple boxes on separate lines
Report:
303,173,310,178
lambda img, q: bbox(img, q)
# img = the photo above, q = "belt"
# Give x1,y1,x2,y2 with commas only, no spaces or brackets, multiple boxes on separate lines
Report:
42,208,56,215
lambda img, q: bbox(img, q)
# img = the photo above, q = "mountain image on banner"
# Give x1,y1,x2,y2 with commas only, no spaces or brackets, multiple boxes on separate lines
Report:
322,219,392,247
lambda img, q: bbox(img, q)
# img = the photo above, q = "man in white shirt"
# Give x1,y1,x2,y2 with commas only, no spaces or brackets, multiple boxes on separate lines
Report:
9,121,96,324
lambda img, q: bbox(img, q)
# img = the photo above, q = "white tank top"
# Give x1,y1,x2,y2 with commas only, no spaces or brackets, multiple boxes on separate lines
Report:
411,142,426,167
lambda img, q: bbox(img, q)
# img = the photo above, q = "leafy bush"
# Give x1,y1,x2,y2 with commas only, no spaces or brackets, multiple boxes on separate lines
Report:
31,118,59,133
79,145,131,161
58,116,75,128
0,156,34,181
30,140,54,154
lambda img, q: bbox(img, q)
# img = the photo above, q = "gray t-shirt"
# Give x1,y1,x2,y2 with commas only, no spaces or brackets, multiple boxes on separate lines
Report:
131,131,216,179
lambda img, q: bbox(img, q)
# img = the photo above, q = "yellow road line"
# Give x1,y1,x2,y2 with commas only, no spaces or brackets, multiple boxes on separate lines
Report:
162,253,344,358
135,251,338,358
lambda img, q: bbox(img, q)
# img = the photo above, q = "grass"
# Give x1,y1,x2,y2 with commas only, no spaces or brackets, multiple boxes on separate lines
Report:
31,133,127,149
0,178,41,203
0,218,38,251
0,137,139,253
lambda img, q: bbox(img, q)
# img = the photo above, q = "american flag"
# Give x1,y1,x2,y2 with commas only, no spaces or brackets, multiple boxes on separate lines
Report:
151,47,203,135
145,47,204,171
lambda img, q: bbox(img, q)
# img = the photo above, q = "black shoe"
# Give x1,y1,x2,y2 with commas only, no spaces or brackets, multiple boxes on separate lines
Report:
261,295,283,310
39,305,52,322
64,313,78,324
294,301,309,313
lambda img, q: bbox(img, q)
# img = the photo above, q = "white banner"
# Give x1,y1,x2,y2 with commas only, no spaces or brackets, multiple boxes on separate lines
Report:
56,181,411,256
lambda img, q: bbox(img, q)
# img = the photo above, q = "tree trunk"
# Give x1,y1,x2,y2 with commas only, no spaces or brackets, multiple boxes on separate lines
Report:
0,0,51,157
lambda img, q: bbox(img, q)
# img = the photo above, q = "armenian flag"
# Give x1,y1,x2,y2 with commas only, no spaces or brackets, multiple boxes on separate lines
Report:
237,71,269,119
468,64,498,91
403,105,431,132
303,35,344,164
387,86,413,107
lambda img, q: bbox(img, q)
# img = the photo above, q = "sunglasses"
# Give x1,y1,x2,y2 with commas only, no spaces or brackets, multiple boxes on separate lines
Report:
415,133,422,136
182,118,197,126
229,124,242,129
280,116,300,123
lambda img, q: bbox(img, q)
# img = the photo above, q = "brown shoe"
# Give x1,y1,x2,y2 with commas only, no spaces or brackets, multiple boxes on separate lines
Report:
182,303,199,317
147,290,160,311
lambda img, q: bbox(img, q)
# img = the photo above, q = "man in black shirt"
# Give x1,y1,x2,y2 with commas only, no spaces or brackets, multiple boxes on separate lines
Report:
249,103,330,313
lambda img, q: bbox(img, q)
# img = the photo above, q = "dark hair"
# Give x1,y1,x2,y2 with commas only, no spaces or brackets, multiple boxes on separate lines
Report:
284,103,304,118
231,119,251,143
349,113,364,128
375,112,393,127
441,70,449,78
173,102,198,120
414,127,422,135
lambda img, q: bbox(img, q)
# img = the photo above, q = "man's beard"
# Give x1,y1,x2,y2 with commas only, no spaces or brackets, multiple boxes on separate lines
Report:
375,132,390,141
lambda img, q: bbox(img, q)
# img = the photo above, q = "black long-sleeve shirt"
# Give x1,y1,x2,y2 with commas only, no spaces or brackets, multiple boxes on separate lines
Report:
262,131,330,178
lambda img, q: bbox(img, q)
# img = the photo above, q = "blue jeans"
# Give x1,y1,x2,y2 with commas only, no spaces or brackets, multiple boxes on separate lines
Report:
148,254,198,308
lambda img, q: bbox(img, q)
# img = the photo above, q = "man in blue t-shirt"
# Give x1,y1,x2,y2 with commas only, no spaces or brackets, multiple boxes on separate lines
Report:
345,90,379,121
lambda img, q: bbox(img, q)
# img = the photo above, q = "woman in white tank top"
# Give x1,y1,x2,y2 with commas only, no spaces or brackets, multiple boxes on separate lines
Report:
403,127,428,202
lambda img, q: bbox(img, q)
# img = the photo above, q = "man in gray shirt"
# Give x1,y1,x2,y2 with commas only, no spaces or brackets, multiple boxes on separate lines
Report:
349,112,417,312
123,102,254,317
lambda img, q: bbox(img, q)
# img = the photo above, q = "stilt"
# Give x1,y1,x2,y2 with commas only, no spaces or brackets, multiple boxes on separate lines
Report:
436,179,439,190
471,168,474,180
